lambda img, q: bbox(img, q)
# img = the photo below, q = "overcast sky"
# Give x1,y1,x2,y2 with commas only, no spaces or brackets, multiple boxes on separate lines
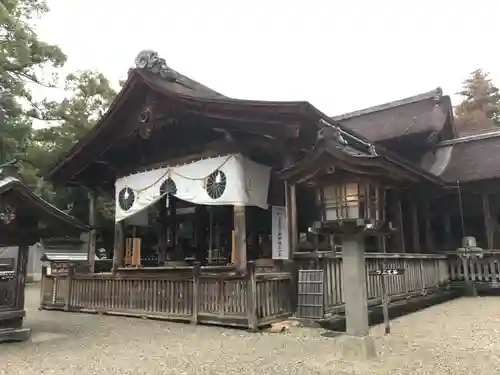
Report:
33,0,500,117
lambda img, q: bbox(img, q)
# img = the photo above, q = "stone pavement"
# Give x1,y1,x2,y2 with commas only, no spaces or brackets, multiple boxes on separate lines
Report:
1,285,499,375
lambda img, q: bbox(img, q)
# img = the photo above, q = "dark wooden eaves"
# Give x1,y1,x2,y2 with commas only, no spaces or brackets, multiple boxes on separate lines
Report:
277,128,445,186
0,177,89,231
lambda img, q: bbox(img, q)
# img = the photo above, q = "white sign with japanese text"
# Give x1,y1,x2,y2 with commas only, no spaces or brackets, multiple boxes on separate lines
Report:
272,206,290,260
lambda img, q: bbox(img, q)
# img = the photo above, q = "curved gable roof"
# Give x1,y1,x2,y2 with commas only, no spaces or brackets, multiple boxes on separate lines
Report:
432,130,500,183
332,88,454,143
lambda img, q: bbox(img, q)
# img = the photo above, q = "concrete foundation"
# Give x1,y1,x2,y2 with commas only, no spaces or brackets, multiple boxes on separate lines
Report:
340,335,377,360
0,327,31,343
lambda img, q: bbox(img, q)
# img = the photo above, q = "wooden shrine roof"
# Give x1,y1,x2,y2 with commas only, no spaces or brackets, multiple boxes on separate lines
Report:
277,127,445,186
45,50,380,187
0,176,89,233
44,50,464,189
332,88,455,143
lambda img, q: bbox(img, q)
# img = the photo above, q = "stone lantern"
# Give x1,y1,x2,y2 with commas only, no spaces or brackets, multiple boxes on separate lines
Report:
314,179,384,233
456,236,484,296
313,178,386,359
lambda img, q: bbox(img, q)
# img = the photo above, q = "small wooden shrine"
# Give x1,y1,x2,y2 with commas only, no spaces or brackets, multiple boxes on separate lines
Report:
0,161,88,343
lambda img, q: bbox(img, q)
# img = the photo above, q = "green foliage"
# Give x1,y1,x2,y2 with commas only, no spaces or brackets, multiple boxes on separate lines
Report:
0,0,66,120
28,71,117,224
0,0,117,228
455,69,500,134
32,70,117,168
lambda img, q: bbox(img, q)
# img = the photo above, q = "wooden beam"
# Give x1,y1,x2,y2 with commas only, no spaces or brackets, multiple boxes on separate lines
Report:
112,220,125,271
15,244,29,311
284,155,298,258
482,193,494,250
289,183,298,255
443,212,452,250
411,200,420,253
170,198,179,260
389,190,405,253
233,205,247,270
87,190,97,273
157,196,168,265
423,201,434,252
396,195,406,253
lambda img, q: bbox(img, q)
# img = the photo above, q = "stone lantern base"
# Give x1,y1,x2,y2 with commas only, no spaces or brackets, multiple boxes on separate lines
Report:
0,311,31,343
340,335,377,360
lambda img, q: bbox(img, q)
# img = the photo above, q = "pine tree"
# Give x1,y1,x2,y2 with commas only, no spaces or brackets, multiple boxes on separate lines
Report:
0,0,66,163
455,69,500,134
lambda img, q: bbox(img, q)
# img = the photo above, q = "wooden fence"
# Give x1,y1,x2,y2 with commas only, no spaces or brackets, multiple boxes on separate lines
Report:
40,262,293,330
294,252,450,319
447,251,500,289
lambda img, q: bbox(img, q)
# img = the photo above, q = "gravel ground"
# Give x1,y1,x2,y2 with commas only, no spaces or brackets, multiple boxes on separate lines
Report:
1,286,500,375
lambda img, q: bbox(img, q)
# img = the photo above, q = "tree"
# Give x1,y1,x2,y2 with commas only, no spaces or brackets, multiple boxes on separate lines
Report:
32,71,117,168
0,116,31,163
29,71,117,224
1,0,117,231
0,0,66,119
455,69,500,134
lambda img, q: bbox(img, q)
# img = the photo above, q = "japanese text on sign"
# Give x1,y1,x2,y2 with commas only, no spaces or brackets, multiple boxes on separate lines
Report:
272,206,290,260
368,268,405,276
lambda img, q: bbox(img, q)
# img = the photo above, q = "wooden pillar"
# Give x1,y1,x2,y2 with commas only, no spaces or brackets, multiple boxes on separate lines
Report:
395,195,406,253
411,200,420,253
482,193,494,250
284,181,298,258
423,201,434,252
170,198,179,260
284,154,298,258
112,220,125,271
87,190,97,273
157,196,168,265
195,206,208,262
15,244,29,311
288,183,298,256
233,205,247,270
443,212,452,250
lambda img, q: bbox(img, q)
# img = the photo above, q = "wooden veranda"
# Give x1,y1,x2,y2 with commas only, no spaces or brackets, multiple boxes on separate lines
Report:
40,262,292,330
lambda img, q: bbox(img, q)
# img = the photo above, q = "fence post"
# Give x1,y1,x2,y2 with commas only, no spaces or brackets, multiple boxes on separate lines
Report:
39,266,47,310
64,264,74,311
191,262,200,324
420,259,427,294
284,259,297,315
51,275,57,305
246,261,258,332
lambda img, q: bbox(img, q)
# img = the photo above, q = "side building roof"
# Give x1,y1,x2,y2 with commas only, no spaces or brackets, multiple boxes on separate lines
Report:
332,88,455,143
423,129,500,183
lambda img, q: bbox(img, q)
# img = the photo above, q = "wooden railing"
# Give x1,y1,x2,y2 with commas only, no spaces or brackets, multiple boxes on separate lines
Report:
447,251,500,286
40,262,293,330
294,252,451,319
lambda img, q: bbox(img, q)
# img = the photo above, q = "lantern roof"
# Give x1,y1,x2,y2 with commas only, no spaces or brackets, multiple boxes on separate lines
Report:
276,126,446,186
0,175,89,246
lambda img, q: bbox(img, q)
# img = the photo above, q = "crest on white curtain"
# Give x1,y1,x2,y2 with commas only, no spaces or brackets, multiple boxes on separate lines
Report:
114,154,271,222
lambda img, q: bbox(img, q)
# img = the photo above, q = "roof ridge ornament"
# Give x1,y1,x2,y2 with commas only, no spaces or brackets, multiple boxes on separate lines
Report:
318,119,378,156
134,50,177,81
433,87,443,101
